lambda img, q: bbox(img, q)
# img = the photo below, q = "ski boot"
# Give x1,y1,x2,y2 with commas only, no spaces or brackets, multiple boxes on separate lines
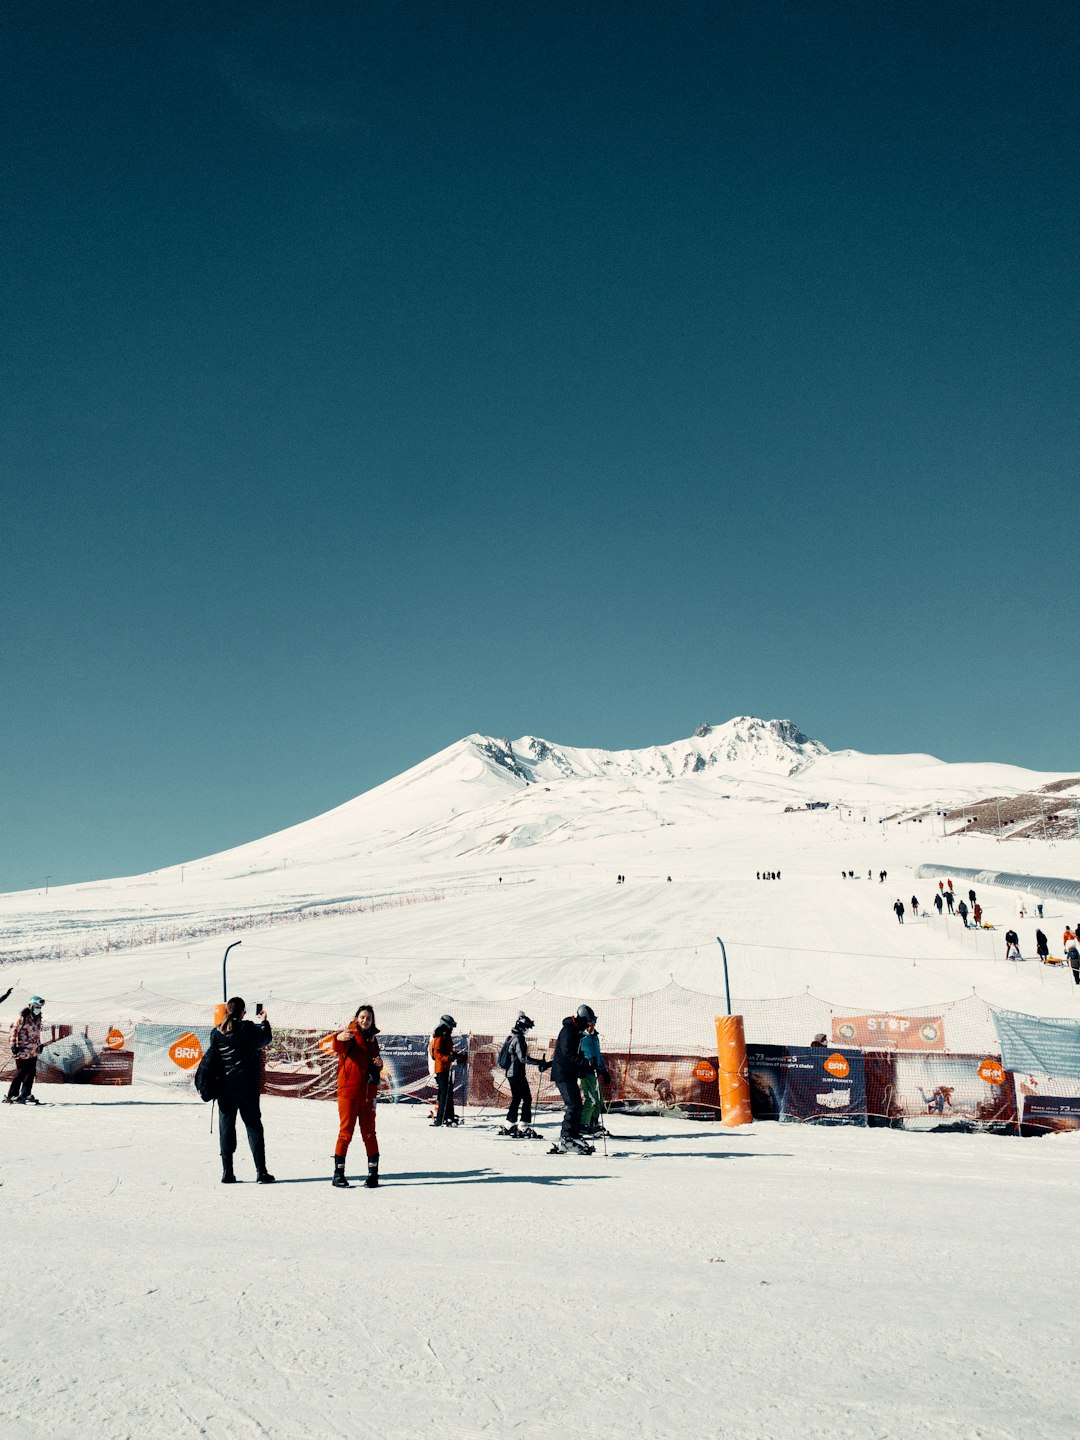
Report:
498,1124,522,1138
23,1095,40,1106
332,1156,351,1189
519,1126,544,1139
365,1155,379,1189
564,1136,595,1155
256,1170,276,1184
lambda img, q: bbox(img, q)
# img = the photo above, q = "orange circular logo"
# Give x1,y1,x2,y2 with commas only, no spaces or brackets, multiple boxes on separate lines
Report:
105,1027,126,1050
693,1060,717,1083
168,1032,203,1070
823,1053,850,1079
978,1058,1005,1085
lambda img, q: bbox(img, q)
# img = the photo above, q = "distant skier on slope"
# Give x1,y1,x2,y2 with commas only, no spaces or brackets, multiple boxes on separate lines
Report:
934,893,943,914
957,900,969,928
549,1006,596,1154
1035,929,1050,963
499,1012,547,1138
893,899,905,924
911,895,920,916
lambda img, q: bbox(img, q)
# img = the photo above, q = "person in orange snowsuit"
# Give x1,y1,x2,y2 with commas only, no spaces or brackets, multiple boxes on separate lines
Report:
331,1004,383,1189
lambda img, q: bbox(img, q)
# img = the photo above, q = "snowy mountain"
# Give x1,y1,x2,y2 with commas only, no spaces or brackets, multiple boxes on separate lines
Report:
2,717,1078,1018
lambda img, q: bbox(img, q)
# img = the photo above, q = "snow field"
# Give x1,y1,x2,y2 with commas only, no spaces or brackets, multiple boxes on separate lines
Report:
2,1091,1078,1440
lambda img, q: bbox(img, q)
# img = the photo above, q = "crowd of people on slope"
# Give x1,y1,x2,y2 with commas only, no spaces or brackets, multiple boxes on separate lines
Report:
756,871,782,880
183,996,612,1184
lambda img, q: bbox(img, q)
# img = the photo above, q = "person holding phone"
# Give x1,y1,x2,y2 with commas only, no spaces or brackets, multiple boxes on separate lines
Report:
331,1004,383,1188
209,996,274,1184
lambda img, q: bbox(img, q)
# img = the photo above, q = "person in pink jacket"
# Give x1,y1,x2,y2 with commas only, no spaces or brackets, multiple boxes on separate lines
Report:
5,997,44,1104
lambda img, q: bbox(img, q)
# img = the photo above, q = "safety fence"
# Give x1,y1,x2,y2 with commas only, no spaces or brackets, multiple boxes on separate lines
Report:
3,979,1079,1135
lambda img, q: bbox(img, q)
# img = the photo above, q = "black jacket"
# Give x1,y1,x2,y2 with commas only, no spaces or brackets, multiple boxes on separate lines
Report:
550,1016,585,1085
210,1019,272,1097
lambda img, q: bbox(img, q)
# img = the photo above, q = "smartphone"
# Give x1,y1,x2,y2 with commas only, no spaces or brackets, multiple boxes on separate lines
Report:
255,1003,264,1015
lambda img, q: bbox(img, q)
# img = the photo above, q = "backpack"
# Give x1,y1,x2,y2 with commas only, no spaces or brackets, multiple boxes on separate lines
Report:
194,1044,222,1103
497,1034,514,1071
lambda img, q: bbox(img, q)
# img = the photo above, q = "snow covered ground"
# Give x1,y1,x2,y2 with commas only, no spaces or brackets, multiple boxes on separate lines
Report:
2,1091,1077,1440
4,722,1079,1438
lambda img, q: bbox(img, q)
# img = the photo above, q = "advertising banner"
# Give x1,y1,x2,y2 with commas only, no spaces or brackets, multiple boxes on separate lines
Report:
887,1053,1016,1131
1022,1095,1080,1132
607,1052,719,1119
832,1014,945,1051
746,1045,867,1124
993,1010,1080,1079
132,1024,212,1090
0,1022,135,1087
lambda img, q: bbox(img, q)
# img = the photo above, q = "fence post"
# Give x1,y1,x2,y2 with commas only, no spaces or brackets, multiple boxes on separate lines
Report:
714,1014,752,1127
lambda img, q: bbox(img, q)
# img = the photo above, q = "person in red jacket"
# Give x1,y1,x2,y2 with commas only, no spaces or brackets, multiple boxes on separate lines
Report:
331,1004,383,1189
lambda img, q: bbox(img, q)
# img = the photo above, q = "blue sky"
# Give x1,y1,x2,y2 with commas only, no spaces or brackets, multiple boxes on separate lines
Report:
2,1,1077,890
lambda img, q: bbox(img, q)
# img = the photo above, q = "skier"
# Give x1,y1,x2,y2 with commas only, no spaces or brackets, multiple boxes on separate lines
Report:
499,1012,548,1138
579,1017,610,1138
549,1005,596,1154
911,895,920,916
934,893,943,915
945,890,955,914
1035,929,1050,963
957,900,969,928
893,899,905,924
4,997,44,1104
331,1004,383,1189
209,997,274,1184
430,1015,466,1126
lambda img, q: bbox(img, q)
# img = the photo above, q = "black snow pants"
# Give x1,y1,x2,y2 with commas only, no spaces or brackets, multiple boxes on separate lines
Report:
507,1069,532,1125
555,1079,583,1140
218,1091,267,1174
6,1057,37,1101
435,1069,456,1124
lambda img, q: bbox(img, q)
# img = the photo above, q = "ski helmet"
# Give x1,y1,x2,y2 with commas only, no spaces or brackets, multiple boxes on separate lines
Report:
440,1014,456,1029
575,1003,596,1025
29,996,44,1009
515,1012,534,1030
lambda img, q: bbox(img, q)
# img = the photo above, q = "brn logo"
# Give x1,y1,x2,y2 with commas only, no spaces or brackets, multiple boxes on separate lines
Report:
168,1032,204,1070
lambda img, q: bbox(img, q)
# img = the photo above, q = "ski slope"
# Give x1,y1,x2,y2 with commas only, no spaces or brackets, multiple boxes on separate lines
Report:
1,718,1078,1017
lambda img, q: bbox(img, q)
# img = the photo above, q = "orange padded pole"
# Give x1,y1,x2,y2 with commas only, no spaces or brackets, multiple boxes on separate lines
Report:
714,1014,752,1127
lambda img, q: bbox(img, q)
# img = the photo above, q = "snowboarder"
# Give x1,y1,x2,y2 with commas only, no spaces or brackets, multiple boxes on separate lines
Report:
893,899,905,924
331,1004,383,1189
550,1006,596,1153
1035,929,1050,963
430,1015,465,1126
4,997,44,1104
499,1012,548,1137
579,1018,610,1137
209,997,274,1183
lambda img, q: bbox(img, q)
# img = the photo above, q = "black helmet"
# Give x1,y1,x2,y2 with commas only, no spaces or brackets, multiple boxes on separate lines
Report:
439,1014,456,1029
515,1012,534,1030
576,1003,596,1025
